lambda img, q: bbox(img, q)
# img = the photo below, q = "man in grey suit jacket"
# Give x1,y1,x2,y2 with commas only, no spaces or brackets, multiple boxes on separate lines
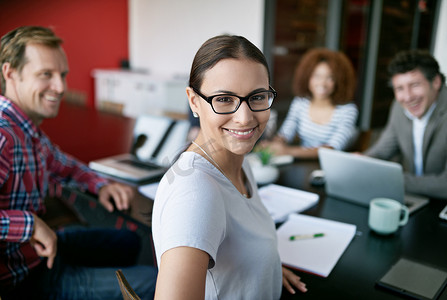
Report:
365,50,446,200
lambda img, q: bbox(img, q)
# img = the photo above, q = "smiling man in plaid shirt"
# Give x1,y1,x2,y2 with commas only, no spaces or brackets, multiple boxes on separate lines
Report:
0,26,156,299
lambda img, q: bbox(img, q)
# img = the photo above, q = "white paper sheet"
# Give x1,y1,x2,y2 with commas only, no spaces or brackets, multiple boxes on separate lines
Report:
138,182,159,200
277,213,356,277
258,184,319,223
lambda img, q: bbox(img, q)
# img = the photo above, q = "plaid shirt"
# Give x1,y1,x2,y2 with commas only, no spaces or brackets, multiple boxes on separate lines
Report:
0,96,108,288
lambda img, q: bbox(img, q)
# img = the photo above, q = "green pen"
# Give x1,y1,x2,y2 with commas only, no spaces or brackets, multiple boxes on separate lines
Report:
289,233,325,241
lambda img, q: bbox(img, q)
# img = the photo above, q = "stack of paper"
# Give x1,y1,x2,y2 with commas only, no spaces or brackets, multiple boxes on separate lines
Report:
258,184,319,223
138,182,159,199
277,213,356,277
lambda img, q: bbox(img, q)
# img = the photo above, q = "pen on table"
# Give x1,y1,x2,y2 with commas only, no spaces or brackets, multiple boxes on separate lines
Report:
289,233,325,241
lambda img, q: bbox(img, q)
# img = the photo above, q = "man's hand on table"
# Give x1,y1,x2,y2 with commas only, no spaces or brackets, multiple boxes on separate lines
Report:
98,182,134,212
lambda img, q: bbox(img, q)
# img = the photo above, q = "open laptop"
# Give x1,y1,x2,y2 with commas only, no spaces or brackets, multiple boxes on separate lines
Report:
89,114,190,181
318,148,429,214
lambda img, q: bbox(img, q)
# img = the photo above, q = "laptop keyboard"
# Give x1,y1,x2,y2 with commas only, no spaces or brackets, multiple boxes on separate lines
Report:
119,159,160,170
404,201,414,208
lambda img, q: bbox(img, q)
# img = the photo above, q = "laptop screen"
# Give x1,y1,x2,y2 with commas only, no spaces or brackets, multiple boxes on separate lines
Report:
131,115,190,167
318,148,405,206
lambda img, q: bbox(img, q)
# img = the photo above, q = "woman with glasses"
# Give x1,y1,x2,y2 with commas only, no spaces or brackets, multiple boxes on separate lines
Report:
263,48,358,159
152,35,307,299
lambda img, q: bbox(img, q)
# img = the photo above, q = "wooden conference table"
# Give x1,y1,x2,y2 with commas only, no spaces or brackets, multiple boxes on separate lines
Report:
44,102,447,299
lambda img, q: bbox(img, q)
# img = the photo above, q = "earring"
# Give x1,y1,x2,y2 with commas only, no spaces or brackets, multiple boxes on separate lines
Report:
192,112,199,118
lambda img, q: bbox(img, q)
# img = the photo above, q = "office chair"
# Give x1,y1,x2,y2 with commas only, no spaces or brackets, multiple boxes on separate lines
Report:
98,100,124,115
115,269,141,300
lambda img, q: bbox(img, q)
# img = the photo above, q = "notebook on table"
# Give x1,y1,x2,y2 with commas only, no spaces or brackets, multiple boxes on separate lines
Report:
89,114,190,182
276,213,356,277
318,148,429,214
258,184,319,223
376,257,447,300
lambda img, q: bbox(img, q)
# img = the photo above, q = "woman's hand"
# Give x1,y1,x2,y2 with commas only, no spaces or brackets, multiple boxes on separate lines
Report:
260,137,289,156
282,266,307,294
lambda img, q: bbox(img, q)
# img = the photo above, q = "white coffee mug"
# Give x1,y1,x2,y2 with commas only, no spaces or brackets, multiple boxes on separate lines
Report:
368,198,409,235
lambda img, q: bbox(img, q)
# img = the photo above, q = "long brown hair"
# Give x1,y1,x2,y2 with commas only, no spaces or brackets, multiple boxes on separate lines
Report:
189,35,270,90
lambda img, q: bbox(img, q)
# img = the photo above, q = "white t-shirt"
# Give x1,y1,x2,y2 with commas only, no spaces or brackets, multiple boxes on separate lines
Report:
152,152,282,300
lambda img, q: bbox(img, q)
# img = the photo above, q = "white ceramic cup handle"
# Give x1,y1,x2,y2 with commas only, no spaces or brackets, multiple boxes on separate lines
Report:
399,205,410,226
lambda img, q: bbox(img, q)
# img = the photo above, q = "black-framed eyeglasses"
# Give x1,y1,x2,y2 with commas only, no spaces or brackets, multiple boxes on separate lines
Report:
191,86,277,114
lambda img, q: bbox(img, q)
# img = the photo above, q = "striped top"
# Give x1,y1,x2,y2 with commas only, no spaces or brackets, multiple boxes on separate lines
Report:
278,97,358,150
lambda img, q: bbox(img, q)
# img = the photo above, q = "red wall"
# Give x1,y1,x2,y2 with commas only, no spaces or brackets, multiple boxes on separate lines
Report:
0,0,128,107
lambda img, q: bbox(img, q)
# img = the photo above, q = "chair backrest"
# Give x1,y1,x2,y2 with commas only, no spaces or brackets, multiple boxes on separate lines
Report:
98,100,124,115
64,89,87,106
115,269,142,300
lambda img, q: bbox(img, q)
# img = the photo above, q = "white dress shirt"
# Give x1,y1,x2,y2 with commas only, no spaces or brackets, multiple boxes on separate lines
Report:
404,102,437,176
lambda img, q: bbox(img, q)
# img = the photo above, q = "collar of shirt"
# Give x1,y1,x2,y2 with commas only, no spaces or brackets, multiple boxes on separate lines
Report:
0,95,41,139
403,101,437,123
